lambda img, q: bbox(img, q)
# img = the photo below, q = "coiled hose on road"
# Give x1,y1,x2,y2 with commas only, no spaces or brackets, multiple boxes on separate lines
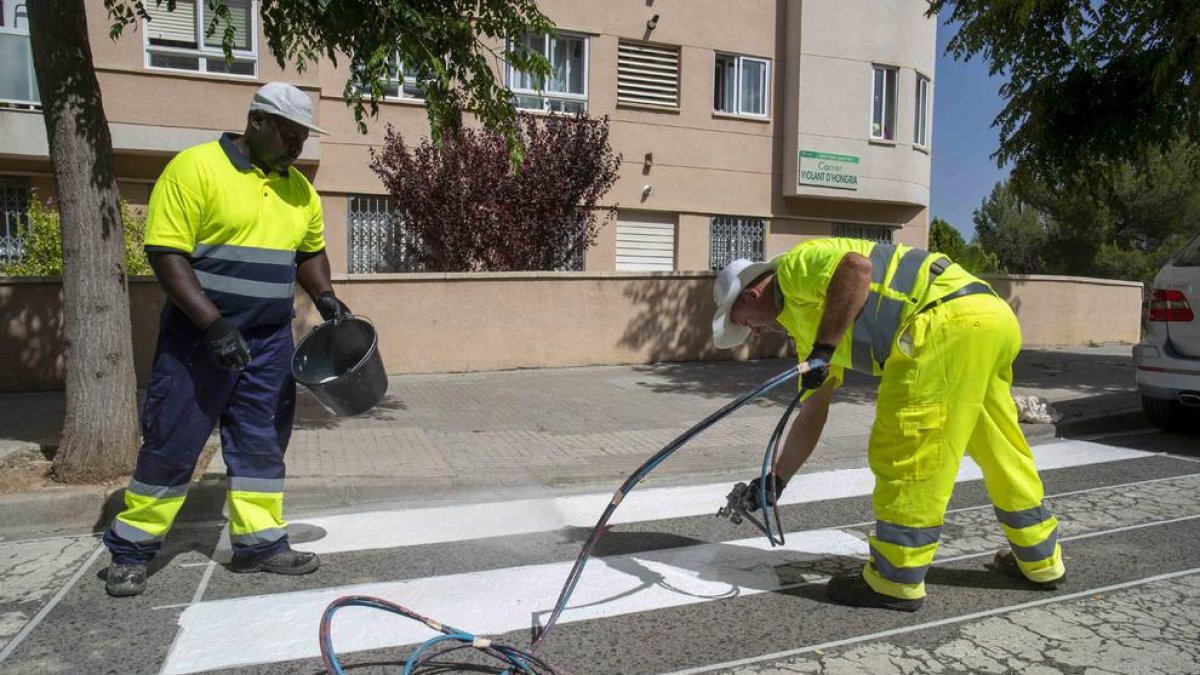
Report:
319,363,818,674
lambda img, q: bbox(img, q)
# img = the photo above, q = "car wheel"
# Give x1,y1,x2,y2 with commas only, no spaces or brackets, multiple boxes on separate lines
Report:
1141,395,1188,432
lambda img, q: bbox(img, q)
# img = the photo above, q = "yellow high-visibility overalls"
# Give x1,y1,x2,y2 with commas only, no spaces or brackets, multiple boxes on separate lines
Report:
775,238,1066,600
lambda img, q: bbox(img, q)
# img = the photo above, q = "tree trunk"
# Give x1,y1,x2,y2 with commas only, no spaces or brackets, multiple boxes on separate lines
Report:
27,1,140,482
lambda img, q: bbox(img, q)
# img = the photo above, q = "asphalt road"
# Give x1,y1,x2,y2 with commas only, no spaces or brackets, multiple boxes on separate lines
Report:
1,427,1198,675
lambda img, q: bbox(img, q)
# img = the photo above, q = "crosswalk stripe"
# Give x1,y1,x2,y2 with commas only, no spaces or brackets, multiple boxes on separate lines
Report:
292,439,1150,555
161,529,868,674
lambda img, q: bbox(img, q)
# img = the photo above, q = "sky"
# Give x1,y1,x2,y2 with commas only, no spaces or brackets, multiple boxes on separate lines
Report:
930,10,1009,240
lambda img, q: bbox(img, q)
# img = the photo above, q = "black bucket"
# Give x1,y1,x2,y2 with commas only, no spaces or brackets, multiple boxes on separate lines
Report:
291,316,388,416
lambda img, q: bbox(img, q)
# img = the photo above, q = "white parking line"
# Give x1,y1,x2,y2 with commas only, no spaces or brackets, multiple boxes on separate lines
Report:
661,566,1200,675
291,439,1150,555
0,544,105,665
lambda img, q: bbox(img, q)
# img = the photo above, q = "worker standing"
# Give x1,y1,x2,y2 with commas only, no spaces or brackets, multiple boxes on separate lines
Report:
102,82,351,597
712,238,1066,611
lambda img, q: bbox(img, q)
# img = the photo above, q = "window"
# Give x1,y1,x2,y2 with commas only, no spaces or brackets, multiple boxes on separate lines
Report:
714,54,769,117
914,74,930,147
0,176,30,267
710,216,765,270
508,32,587,113
617,41,680,109
833,223,893,243
347,196,423,273
0,1,38,107
144,0,256,77
870,65,898,140
357,54,425,101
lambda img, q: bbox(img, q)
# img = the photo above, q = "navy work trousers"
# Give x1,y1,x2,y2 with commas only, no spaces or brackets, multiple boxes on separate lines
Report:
104,320,297,565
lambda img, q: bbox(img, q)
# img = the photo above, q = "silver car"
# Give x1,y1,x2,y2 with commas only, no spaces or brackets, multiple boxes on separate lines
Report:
1133,232,1200,431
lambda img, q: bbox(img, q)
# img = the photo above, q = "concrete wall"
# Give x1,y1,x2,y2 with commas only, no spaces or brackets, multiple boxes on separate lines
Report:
0,273,1143,392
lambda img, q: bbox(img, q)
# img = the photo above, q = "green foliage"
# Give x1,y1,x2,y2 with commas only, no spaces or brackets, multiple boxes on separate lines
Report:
928,0,1200,186
970,141,1200,284
105,1,554,163
972,182,1051,274
1,195,150,277
928,217,1000,275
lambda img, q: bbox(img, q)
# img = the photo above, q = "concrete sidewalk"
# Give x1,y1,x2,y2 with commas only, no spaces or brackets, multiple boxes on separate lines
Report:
0,345,1142,536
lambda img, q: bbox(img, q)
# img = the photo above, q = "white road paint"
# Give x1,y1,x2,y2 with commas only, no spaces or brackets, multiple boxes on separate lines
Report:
161,529,867,674
291,439,1150,555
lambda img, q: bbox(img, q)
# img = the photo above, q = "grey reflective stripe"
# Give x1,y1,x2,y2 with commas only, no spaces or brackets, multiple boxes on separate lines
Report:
888,247,928,294
875,521,942,548
229,527,287,547
869,244,893,284
850,244,896,372
851,295,877,372
994,504,1053,530
193,243,296,266
194,270,295,299
871,296,907,364
1011,528,1059,563
110,518,162,543
126,479,188,500
869,545,929,584
229,477,286,493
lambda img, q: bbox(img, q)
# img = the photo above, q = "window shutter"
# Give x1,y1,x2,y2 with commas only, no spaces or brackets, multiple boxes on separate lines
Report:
145,0,197,45
616,212,675,271
204,0,252,50
617,41,679,108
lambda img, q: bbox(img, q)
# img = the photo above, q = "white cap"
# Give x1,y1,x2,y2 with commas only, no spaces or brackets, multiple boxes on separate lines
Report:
248,82,328,135
711,256,781,349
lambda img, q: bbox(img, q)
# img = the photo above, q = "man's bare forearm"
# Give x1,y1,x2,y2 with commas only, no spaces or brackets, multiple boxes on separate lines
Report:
774,381,833,481
151,252,220,329
296,250,334,301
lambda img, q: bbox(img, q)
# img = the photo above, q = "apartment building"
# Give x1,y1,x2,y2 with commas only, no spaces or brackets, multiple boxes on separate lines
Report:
0,0,937,274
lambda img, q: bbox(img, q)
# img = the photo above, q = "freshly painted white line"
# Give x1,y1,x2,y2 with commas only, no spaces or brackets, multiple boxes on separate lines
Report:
291,439,1150,555
0,544,104,665
661,566,1200,675
160,529,868,674
162,503,1200,674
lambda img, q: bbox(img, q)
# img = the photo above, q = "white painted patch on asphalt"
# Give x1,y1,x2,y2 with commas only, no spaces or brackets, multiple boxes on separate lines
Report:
291,439,1149,555
161,529,867,674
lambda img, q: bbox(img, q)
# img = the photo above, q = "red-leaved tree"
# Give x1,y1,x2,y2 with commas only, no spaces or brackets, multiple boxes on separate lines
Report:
369,113,621,271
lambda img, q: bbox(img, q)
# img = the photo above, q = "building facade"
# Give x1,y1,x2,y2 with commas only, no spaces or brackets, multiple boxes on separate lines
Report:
0,0,937,274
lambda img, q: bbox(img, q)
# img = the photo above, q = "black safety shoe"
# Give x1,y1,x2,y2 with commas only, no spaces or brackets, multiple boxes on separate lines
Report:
992,550,1063,589
105,563,147,597
826,573,924,612
230,548,319,575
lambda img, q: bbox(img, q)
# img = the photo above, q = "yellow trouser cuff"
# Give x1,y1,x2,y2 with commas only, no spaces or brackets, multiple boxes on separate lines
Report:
227,490,286,536
863,564,926,600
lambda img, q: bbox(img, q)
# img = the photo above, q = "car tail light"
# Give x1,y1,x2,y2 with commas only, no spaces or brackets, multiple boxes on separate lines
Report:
1147,289,1194,322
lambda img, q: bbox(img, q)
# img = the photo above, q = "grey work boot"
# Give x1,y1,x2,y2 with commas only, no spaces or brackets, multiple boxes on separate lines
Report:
230,548,319,575
105,563,148,597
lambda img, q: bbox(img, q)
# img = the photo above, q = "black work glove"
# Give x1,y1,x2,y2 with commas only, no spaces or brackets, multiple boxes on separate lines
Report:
744,472,788,513
204,317,251,370
801,342,836,391
315,291,351,322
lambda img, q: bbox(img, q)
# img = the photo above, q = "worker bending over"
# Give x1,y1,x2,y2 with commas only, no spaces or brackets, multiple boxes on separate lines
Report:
712,238,1066,611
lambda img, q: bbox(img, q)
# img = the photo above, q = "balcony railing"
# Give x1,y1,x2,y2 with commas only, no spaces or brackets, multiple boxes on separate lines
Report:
0,29,40,108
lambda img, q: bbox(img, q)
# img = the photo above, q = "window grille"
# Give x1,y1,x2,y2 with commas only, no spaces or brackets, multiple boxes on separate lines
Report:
709,216,765,270
617,41,679,108
833,223,893,243
347,195,423,273
0,177,30,267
